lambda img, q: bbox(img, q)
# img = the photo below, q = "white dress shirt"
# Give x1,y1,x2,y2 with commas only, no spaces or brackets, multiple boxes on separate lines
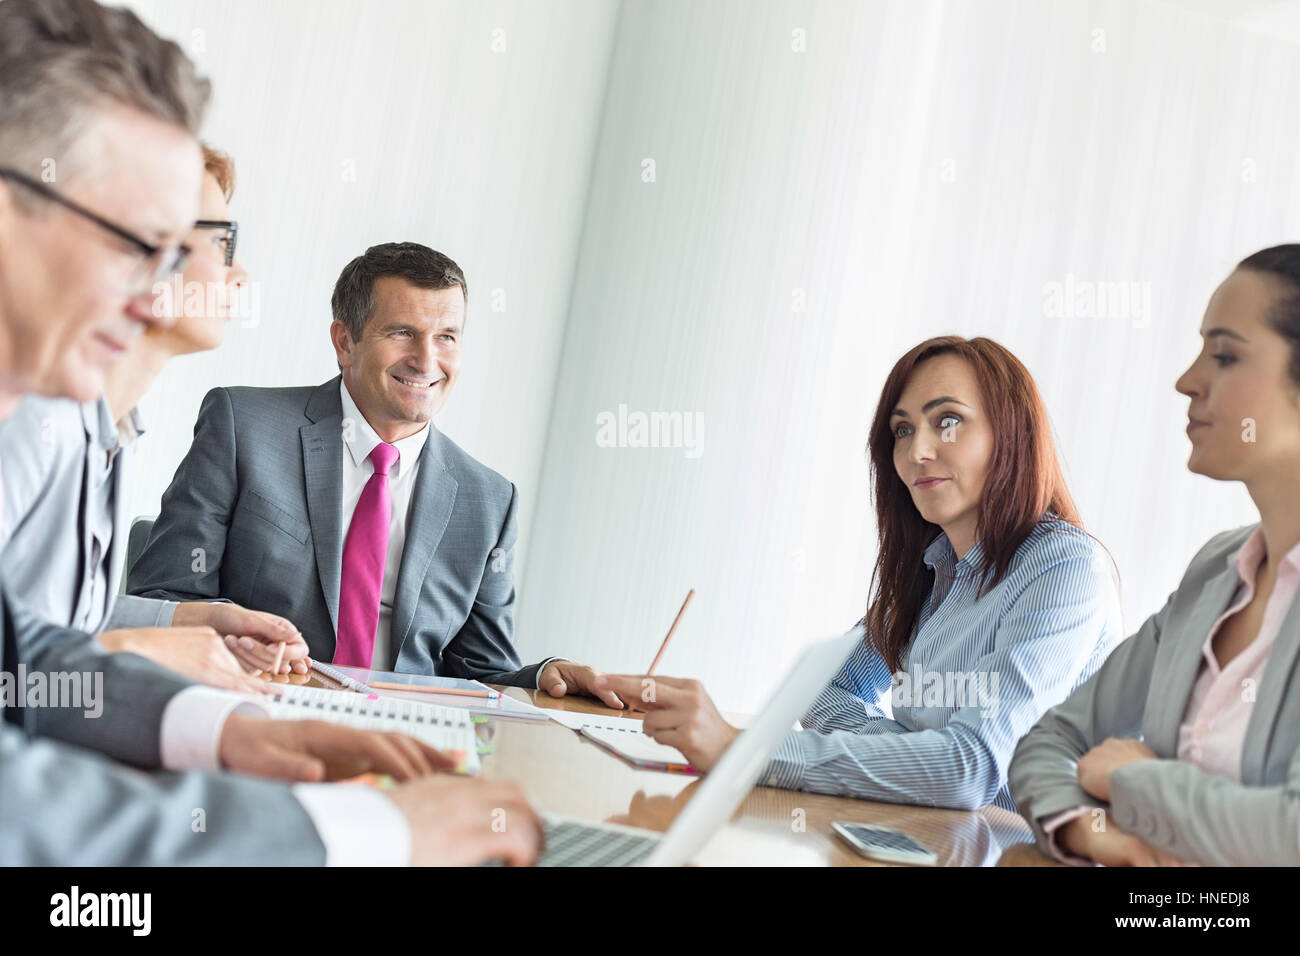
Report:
340,380,565,687
159,687,410,865
339,379,429,671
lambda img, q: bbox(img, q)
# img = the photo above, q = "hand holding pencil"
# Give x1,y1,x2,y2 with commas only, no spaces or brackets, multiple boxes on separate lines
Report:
172,601,310,674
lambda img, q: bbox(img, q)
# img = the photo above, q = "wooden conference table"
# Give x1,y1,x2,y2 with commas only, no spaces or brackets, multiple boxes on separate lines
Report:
293,670,1055,866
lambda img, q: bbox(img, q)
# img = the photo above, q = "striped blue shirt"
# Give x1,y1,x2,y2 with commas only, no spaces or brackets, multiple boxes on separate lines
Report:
763,518,1122,811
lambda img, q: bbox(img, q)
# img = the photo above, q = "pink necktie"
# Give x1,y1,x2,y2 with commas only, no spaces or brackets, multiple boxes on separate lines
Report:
335,442,399,667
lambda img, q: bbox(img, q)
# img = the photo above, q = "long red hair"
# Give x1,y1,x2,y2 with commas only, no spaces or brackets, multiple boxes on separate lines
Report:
864,336,1082,671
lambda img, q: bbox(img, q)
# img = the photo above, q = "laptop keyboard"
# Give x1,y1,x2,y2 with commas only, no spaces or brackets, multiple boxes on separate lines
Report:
535,819,660,867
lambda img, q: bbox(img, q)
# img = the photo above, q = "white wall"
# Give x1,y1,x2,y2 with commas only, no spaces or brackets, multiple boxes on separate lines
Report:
123,0,623,588
120,1,1300,712
520,0,1300,711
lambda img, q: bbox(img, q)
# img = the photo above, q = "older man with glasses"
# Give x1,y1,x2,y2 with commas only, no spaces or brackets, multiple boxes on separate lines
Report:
0,143,309,688
0,0,542,866
0,167,194,286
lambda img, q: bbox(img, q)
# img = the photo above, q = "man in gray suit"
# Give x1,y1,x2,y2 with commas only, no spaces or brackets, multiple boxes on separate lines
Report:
0,0,542,865
131,242,624,706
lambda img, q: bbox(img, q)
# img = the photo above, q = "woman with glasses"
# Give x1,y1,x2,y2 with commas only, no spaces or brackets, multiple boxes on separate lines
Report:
1009,246,1300,866
0,144,307,690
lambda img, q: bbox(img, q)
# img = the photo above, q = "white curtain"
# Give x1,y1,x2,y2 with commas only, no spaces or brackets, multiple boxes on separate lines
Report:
520,0,1300,711
125,0,622,588
124,1,1300,711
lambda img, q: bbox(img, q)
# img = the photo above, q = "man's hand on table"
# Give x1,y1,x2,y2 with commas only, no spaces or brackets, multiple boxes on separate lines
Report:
385,775,545,866
539,660,626,709
218,714,456,782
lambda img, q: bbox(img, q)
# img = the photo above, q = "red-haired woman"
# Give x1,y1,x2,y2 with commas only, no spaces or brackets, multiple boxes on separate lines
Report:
1011,246,1300,865
597,336,1122,811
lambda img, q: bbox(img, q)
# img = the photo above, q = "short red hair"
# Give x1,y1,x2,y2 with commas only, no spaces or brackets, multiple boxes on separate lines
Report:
201,143,235,201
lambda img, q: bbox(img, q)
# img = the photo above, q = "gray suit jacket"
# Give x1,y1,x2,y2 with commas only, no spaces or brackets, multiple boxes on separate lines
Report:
0,395,174,635
1008,524,1300,865
0,583,326,864
128,377,545,685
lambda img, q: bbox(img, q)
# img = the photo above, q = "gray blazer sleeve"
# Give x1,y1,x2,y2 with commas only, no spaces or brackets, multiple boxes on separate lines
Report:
1,725,326,865
128,387,239,603
9,588,191,768
1007,590,1171,850
1105,748,1300,865
440,482,544,687
3,590,328,865
103,594,177,630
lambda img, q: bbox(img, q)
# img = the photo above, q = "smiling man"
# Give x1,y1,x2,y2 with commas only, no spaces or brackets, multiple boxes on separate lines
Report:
0,0,548,868
130,242,619,703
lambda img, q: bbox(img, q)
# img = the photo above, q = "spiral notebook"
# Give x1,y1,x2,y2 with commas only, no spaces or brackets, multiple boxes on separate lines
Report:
550,712,697,774
268,678,480,774
311,661,552,722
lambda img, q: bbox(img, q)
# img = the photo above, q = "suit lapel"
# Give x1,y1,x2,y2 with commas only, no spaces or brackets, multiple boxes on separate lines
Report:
1241,573,1300,782
301,379,345,638
1146,558,1242,755
75,403,97,607
107,434,132,599
391,428,457,664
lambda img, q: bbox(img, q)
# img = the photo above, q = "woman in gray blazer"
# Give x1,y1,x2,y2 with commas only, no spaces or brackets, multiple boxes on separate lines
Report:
1009,244,1300,866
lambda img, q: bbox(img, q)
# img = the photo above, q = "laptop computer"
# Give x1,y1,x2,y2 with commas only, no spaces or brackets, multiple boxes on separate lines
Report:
533,624,863,866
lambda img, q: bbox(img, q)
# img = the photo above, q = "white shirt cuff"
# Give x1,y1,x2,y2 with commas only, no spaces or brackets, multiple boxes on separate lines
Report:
158,686,269,771
293,784,412,866
534,657,569,690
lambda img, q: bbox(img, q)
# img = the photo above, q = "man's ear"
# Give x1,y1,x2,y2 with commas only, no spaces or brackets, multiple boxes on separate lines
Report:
329,319,354,369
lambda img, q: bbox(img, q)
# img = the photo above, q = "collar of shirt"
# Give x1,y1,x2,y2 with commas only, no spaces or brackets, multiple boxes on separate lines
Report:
339,379,429,478
922,531,986,577
116,404,147,449
82,397,145,472
1196,525,1300,677
86,397,117,455
83,396,146,457
1228,525,1300,586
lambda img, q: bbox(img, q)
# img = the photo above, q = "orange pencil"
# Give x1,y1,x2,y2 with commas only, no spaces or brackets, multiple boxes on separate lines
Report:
647,588,694,675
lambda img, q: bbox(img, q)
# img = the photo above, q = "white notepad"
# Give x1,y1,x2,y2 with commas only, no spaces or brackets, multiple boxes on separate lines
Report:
266,684,480,774
550,713,696,773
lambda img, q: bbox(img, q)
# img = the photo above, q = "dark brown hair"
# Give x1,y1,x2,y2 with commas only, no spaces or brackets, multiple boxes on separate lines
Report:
331,242,467,343
864,336,1082,671
1237,245,1300,388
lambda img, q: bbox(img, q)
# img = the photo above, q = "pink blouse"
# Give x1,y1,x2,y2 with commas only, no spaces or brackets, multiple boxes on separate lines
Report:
1175,527,1300,778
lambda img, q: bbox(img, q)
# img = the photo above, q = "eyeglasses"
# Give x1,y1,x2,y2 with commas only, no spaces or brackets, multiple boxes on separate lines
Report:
0,166,191,290
194,219,239,267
